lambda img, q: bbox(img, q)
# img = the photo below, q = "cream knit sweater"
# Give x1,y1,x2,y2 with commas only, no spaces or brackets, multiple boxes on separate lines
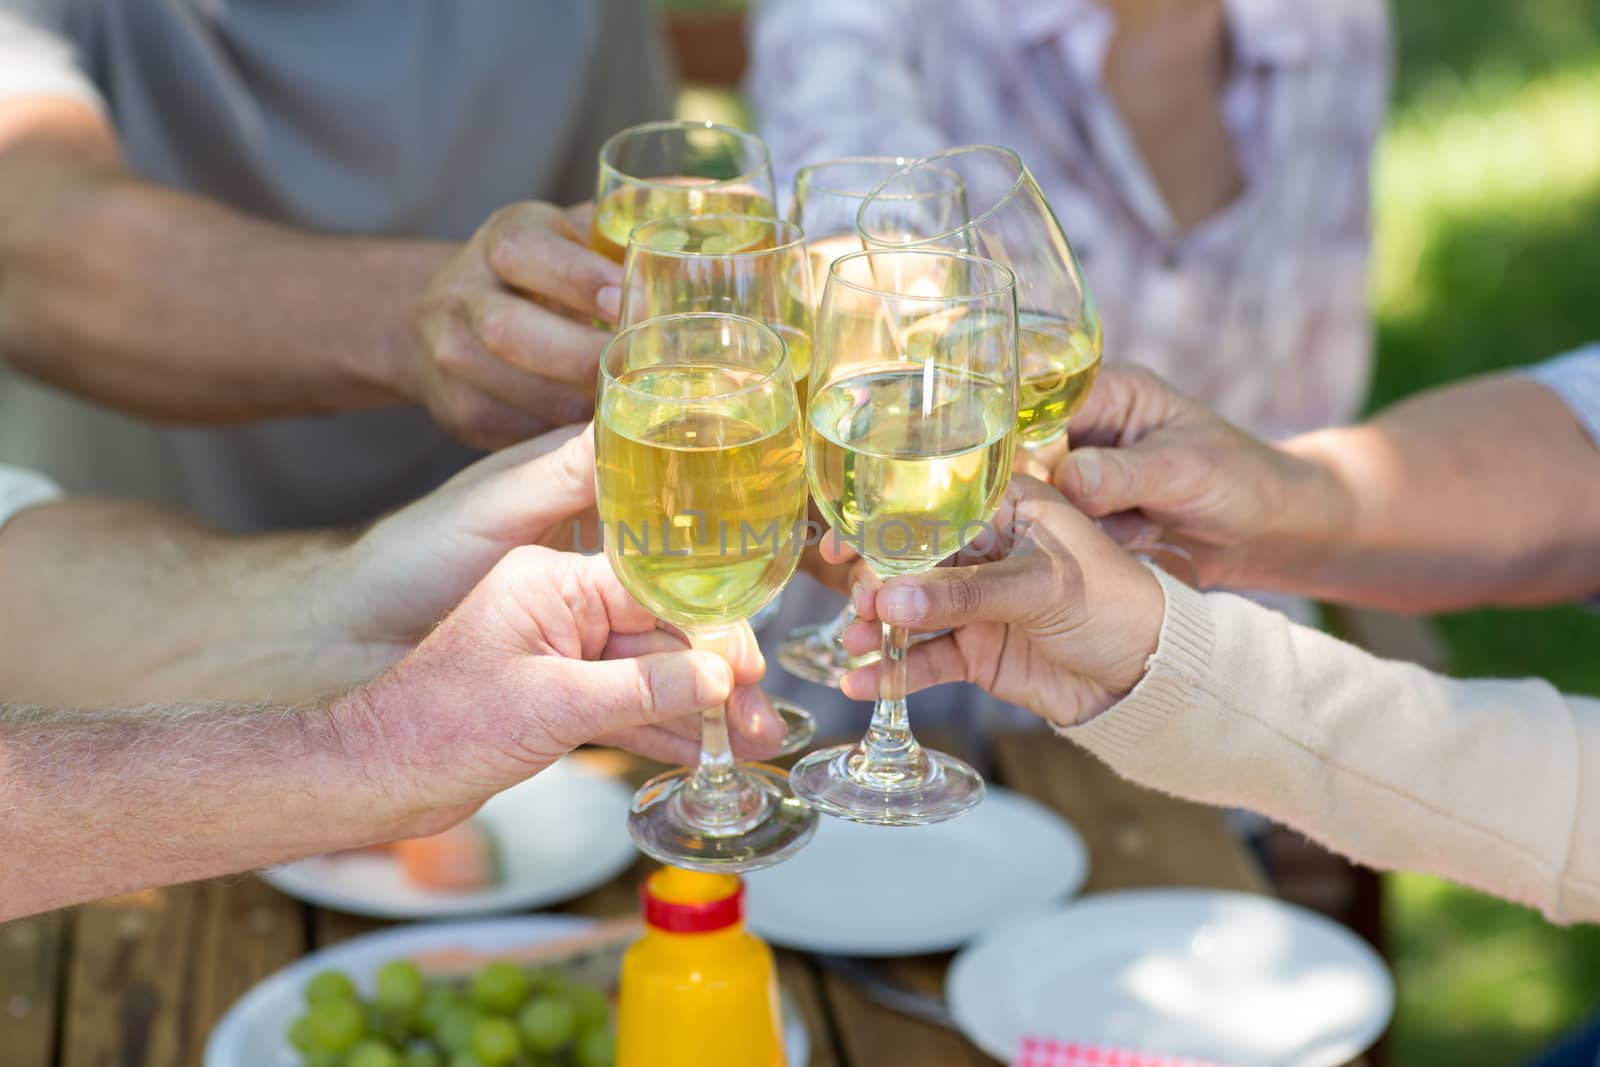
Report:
1066,570,1600,925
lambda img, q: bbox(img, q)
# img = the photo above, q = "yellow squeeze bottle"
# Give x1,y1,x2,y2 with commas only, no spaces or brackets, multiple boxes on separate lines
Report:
617,866,786,1067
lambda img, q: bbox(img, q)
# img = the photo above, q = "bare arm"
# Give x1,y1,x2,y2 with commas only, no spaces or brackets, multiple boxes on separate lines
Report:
0,497,384,707
1284,374,1600,610
0,693,406,919
0,99,619,446
0,99,443,419
1056,366,1600,612
0,547,770,921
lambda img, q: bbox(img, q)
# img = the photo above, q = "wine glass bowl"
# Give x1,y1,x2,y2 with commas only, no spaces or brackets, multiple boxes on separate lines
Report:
618,214,820,755
595,313,818,870
592,120,778,264
858,145,1101,453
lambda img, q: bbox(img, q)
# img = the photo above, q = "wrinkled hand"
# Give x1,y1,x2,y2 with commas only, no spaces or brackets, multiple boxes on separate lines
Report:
836,475,1166,729
1051,365,1344,591
366,547,783,835
414,202,618,447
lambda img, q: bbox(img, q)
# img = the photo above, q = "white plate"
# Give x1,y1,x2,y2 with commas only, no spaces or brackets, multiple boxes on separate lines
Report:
205,916,810,1067
947,889,1394,1067
262,758,636,918
744,786,1089,956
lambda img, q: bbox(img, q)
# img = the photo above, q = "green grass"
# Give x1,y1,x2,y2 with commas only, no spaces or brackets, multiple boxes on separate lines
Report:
1376,4,1600,1064
660,1,1600,1061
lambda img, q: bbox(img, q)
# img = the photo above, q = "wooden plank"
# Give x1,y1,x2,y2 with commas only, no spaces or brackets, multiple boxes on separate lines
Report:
664,11,749,87
0,909,67,1067
821,953,997,1067
60,878,303,1067
188,878,305,1049
992,732,1268,894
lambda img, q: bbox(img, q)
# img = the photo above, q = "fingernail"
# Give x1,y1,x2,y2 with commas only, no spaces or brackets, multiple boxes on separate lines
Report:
851,580,866,613
881,584,929,623
1073,450,1102,493
596,285,621,321
694,653,733,701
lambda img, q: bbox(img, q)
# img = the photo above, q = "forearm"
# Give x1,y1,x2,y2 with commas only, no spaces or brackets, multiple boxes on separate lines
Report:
1071,572,1600,923
0,499,404,706
0,111,450,420
0,690,409,920
1259,375,1600,610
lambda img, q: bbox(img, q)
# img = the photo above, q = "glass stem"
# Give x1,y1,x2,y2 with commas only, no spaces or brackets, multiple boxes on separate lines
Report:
846,622,931,789
679,627,763,832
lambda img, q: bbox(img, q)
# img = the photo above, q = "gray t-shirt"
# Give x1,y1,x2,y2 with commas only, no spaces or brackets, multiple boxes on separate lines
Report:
0,0,675,531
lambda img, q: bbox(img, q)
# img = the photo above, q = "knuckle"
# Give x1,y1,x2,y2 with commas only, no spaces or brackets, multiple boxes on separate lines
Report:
947,571,983,618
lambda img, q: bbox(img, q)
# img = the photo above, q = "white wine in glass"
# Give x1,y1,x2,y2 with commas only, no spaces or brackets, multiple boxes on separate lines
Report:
777,157,969,687
858,145,1101,453
596,313,817,871
791,249,1019,826
592,121,777,265
619,213,820,753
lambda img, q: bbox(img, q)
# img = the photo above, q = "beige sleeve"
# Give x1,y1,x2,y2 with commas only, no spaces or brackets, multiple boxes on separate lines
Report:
1066,569,1600,924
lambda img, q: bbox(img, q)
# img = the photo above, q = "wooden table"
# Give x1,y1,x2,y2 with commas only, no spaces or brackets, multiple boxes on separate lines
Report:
2,733,1294,1067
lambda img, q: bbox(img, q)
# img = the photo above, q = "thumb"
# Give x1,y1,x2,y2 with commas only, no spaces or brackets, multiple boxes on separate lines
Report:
874,554,1053,631
1054,444,1160,518
543,650,732,739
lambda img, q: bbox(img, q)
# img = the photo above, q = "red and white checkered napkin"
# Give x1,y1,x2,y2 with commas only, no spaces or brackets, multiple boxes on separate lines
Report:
1012,1038,1234,1067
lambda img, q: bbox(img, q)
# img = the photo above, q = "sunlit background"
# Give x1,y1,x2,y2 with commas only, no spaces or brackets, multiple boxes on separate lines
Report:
658,0,1600,1063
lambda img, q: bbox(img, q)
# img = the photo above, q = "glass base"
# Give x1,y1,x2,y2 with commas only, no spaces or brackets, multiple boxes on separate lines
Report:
773,700,817,756
628,762,818,873
789,742,985,826
777,623,878,686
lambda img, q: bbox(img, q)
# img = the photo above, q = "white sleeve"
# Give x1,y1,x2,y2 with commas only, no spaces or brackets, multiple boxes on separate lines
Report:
0,1,106,113
0,465,62,531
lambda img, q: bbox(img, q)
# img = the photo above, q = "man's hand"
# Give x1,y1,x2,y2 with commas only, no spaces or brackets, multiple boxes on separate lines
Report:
1050,365,1349,591
333,423,601,664
413,203,620,448
364,547,783,834
836,476,1166,728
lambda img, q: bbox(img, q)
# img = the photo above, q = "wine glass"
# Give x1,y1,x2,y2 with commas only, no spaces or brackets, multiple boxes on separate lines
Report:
859,147,1195,577
857,145,1101,457
592,121,778,264
791,249,1019,825
596,313,818,871
778,158,969,686
619,213,820,753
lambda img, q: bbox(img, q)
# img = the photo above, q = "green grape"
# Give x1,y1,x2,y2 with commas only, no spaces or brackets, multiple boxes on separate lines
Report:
375,960,426,1013
415,986,466,1037
305,969,358,1008
345,1040,403,1067
470,1017,523,1066
516,996,577,1054
287,1013,318,1053
575,1025,616,1067
526,967,567,996
448,1052,488,1067
302,1053,341,1067
470,962,530,1014
401,1048,445,1067
368,1005,413,1046
568,985,611,1030
308,997,368,1053
434,1009,480,1055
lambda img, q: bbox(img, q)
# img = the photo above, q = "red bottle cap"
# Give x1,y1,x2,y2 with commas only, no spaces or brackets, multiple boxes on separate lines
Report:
641,867,744,934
